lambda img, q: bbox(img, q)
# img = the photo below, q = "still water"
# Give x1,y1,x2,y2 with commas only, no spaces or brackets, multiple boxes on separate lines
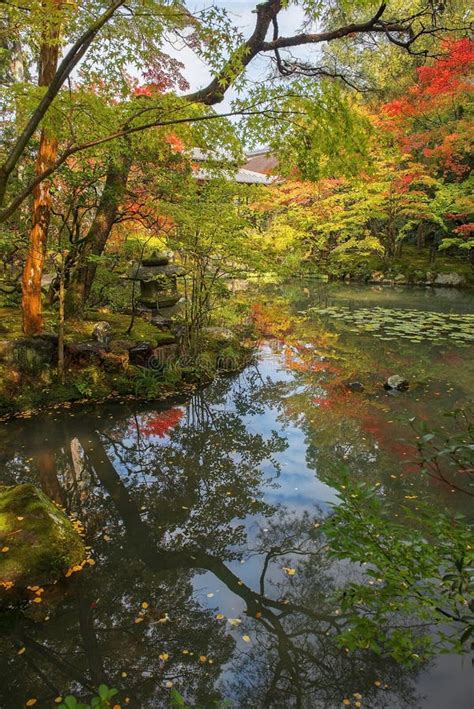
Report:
0,283,473,708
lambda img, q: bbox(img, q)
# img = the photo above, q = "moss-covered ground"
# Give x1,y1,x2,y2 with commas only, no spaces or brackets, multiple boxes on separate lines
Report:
0,484,85,602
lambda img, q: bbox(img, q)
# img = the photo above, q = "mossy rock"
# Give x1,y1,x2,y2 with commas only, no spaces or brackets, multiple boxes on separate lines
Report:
0,484,85,602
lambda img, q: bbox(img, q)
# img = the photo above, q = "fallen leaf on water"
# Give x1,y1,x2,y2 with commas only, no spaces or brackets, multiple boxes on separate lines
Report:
216,613,224,620
121,672,128,678
207,592,214,598
228,618,241,626
17,647,26,655
25,700,37,707
374,680,381,687
342,700,350,706
165,681,173,688
141,602,149,609
199,655,207,663
32,597,42,604
1,547,9,553
282,567,296,576
54,698,62,704
242,635,251,643
255,612,262,619
134,617,144,624
159,653,169,661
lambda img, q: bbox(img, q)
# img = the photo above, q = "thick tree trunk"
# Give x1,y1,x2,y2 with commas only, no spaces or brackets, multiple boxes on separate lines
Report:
65,150,131,316
21,13,61,335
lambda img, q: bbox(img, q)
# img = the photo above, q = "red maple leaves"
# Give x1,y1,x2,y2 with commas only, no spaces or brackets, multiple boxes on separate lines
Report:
140,408,184,437
381,39,473,180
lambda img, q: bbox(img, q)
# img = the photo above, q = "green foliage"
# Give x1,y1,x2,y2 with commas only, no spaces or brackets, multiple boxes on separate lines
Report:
59,685,118,709
324,477,474,662
133,366,166,399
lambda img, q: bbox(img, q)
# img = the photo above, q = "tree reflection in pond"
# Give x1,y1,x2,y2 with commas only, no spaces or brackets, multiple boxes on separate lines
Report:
0,370,433,707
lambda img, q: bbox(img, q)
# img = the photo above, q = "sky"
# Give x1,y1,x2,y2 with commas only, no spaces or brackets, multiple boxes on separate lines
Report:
166,0,314,113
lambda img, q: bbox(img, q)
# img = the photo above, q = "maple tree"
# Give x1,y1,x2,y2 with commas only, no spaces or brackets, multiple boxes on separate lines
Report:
1,0,469,333
256,36,473,273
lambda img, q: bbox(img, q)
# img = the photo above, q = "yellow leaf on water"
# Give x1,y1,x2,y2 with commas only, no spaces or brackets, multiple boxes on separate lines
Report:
159,653,169,661
54,698,63,704
32,597,42,604
121,672,128,678
228,618,241,626
199,655,207,663
342,700,350,706
374,680,381,687
1,547,9,553
165,681,173,688
25,700,37,707
242,635,251,643
216,613,225,620
282,567,296,576
17,647,26,655
141,602,149,609
17,516,24,521
134,617,144,624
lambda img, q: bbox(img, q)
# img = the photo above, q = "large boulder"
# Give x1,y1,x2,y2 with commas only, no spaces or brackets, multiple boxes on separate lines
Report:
66,341,104,366
0,484,85,603
13,334,58,372
128,342,154,366
434,272,465,287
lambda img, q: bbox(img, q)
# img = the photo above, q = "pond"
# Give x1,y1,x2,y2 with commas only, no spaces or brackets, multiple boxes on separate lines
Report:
0,282,473,708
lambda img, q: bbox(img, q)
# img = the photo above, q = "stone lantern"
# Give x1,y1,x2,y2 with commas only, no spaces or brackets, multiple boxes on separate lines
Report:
128,252,184,318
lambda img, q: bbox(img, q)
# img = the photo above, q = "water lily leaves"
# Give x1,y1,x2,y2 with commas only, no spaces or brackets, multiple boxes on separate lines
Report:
312,305,474,345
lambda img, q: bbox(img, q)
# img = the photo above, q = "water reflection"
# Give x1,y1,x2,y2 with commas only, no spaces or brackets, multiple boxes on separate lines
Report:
1,283,473,707
1,370,425,708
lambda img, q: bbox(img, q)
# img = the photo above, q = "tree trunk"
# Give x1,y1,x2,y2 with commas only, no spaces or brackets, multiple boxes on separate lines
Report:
416,222,425,250
65,149,131,316
21,12,61,335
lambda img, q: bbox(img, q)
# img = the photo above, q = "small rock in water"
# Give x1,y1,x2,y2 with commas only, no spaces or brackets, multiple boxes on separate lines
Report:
384,375,409,391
